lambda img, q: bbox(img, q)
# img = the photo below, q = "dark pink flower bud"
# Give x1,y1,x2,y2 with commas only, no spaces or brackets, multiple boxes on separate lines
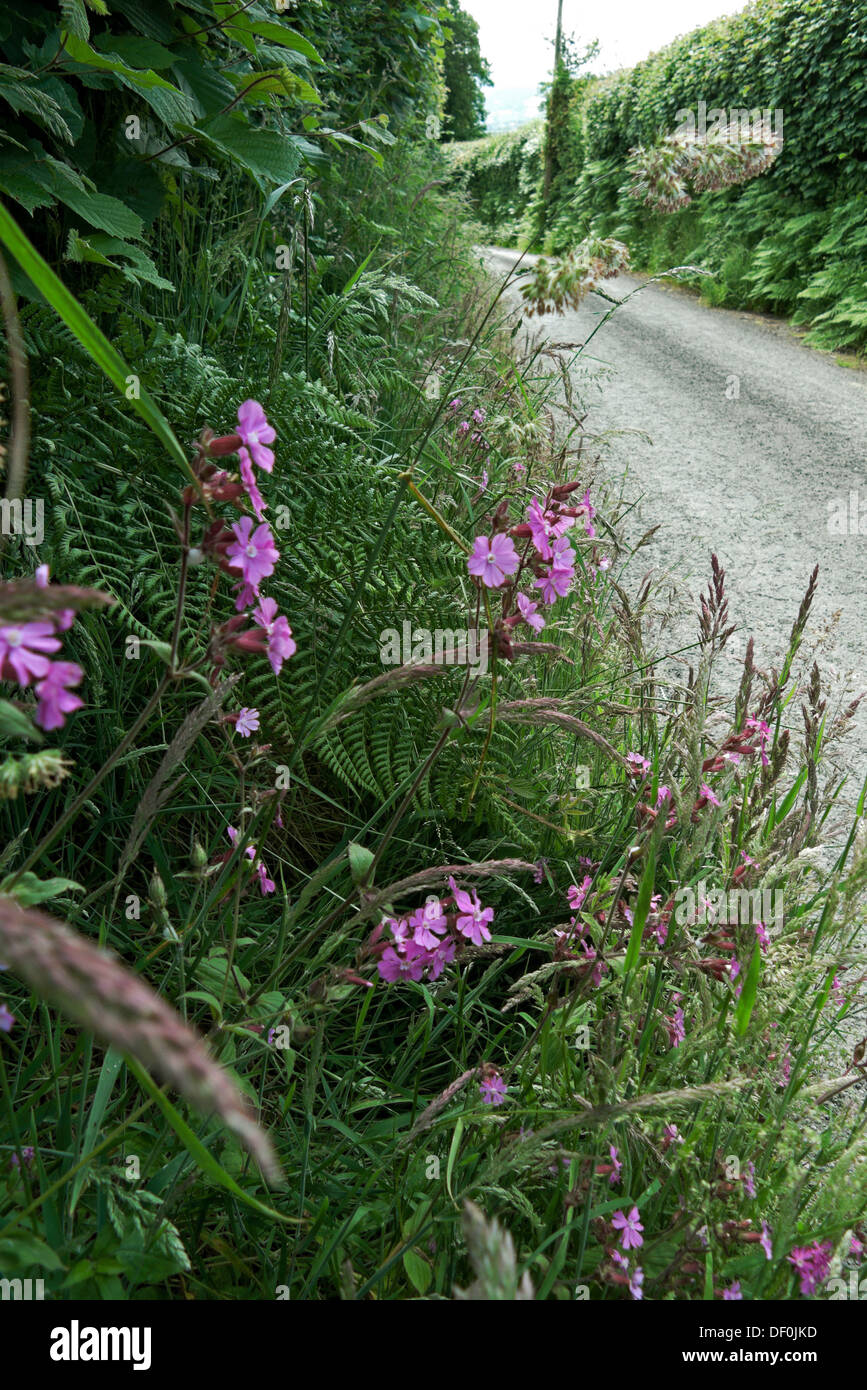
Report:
207,433,243,457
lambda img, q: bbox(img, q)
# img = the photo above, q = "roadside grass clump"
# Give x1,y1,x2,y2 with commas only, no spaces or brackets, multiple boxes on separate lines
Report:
0,1,866,1303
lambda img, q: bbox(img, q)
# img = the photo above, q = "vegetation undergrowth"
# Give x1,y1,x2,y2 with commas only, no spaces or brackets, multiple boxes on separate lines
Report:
0,0,866,1303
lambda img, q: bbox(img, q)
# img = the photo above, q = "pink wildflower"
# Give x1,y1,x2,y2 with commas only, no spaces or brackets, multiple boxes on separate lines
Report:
534,564,573,605
252,597,296,674
237,400,276,472
239,448,267,520
700,782,720,807
409,896,448,949
426,936,456,980
467,533,520,588
787,1241,832,1296
227,824,256,860
0,1002,15,1032
479,1073,507,1106
662,1124,683,1150
449,876,494,945
611,1207,644,1251
526,498,558,560
233,707,260,738
567,875,592,913
626,752,651,777
378,942,427,984
666,1007,685,1048
34,661,84,730
745,716,771,767
608,1144,622,1186
227,517,279,590
516,591,545,632
0,622,61,685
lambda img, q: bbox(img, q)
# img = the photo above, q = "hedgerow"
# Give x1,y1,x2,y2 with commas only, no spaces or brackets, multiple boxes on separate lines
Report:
0,0,866,1304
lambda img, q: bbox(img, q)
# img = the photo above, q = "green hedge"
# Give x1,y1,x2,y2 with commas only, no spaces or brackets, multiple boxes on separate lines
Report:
562,0,867,350
445,122,543,244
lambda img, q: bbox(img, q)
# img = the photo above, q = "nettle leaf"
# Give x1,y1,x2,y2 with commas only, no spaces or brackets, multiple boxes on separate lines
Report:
64,231,176,290
358,119,396,147
246,21,324,65
0,163,54,214
59,32,197,125
91,34,178,71
108,0,172,44
193,113,302,184
171,58,236,119
38,77,86,142
225,69,320,106
59,0,91,43
49,183,144,242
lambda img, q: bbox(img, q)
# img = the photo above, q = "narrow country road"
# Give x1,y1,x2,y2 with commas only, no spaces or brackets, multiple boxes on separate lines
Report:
484,246,867,833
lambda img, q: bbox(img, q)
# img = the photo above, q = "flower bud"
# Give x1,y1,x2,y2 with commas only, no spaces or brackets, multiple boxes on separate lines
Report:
207,433,243,457
148,872,167,909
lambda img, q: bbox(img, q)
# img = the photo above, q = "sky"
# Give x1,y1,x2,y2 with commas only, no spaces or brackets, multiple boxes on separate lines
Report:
461,0,745,130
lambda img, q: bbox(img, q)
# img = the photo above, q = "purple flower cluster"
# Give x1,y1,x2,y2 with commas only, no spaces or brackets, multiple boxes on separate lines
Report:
226,824,276,896
465,482,605,622
0,566,83,731
787,1241,833,1296
195,402,296,682
375,878,495,985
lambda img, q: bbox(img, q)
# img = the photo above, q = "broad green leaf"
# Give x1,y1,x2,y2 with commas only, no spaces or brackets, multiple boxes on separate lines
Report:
0,1234,65,1272
91,35,177,70
194,113,303,185
624,840,657,976
247,21,324,64
403,1248,432,1294
734,943,762,1036
0,872,83,906
49,184,144,241
0,699,41,742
